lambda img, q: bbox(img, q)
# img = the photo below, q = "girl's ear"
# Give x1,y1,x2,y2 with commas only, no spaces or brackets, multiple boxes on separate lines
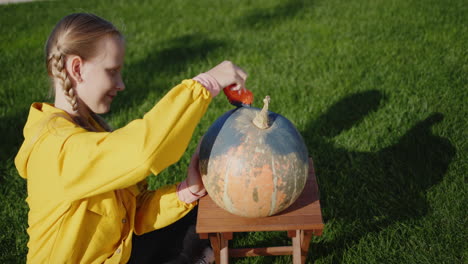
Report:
67,55,84,83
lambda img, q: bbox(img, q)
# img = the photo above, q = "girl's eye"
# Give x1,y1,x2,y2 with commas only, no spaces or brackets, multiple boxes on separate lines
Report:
108,69,118,75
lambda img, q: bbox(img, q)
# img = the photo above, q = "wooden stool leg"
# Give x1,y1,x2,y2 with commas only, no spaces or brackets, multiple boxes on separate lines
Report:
219,233,229,263
209,233,232,264
292,230,302,264
209,233,221,264
291,230,314,264
301,230,313,263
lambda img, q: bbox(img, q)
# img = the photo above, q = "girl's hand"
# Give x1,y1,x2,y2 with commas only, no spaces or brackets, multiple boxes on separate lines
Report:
205,61,248,92
186,141,206,195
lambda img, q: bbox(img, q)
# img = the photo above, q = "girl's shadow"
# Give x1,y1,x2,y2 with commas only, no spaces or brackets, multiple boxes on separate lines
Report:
303,91,456,261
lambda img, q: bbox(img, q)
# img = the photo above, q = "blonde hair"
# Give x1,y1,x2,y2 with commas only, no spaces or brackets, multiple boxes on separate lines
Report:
45,13,122,132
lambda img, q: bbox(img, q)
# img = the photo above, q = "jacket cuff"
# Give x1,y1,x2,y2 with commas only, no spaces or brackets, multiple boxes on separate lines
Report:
192,73,221,97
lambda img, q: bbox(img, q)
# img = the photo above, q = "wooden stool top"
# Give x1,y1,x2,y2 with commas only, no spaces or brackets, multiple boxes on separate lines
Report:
196,159,324,235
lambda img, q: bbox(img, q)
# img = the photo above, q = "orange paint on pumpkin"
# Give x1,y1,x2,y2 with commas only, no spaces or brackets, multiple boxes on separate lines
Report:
226,162,274,217
199,98,309,217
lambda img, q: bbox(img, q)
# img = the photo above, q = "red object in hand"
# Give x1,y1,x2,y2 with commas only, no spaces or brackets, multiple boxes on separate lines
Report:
223,84,254,107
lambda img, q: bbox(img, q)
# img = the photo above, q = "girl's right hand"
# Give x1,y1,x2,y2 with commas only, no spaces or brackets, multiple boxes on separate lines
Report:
205,61,248,92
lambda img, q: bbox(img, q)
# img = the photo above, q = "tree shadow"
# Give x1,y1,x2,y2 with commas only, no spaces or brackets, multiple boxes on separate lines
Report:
236,0,315,29
111,34,226,111
301,91,456,262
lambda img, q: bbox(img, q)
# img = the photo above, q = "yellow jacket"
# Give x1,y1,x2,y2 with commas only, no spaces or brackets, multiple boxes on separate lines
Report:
14,80,212,263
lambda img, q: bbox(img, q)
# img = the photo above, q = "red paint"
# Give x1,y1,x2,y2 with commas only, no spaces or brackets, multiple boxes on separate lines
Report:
223,85,254,106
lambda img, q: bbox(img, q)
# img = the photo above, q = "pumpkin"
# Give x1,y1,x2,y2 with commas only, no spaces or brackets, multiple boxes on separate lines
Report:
199,96,309,218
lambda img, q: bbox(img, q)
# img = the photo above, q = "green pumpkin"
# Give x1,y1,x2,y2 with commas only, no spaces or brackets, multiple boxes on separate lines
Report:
199,97,309,218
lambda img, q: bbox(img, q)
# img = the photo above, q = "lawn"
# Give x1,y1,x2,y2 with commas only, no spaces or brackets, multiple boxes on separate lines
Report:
0,0,466,263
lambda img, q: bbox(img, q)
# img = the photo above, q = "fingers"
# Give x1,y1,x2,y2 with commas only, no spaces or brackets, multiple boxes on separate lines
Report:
233,74,247,92
187,157,204,194
232,64,247,91
186,138,206,194
234,64,247,85
188,147,200,175
205,61,248,90
226,73,246,94
193,136,203,158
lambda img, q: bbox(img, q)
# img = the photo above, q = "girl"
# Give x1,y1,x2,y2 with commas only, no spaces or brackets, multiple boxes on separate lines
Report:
14,13,247,263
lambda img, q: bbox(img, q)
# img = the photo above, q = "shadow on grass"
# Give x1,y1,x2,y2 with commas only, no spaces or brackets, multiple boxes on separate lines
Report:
231,91,455,263
0,115,28,263
0,113,28,164
236,0,315,29
301,91,456,262
111,34,226,111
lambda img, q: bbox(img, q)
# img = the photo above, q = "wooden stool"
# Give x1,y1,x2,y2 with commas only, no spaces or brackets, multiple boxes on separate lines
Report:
196,159,324,264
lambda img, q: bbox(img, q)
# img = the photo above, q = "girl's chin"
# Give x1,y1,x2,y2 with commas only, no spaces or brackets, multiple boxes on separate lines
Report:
91,104,111,114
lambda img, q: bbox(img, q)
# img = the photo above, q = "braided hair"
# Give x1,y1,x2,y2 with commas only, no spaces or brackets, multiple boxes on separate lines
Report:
45,13,122,131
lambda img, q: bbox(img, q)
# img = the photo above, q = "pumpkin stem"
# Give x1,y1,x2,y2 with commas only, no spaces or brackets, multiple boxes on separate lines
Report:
253,96,270,129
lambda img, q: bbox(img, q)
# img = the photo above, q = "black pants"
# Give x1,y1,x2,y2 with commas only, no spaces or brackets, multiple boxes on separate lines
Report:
127,207,209,264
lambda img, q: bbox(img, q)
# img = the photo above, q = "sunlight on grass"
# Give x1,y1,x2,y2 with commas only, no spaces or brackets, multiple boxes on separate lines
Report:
1,0,466,263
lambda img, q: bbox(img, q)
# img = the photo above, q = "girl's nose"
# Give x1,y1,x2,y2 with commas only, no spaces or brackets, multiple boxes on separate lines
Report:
116,76,125,91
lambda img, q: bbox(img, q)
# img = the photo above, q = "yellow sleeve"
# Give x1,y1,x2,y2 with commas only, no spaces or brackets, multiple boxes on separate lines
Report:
59,80,211,200
134,183,196,235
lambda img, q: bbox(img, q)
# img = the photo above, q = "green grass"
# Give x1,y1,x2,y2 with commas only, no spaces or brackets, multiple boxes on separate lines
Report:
1,0,466,263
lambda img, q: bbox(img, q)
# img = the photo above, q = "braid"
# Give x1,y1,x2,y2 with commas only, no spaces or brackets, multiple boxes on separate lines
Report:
90,112,113,132
44,13,123,131
49,51,78,111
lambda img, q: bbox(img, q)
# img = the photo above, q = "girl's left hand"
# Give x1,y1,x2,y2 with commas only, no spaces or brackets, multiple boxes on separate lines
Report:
186,141,206,195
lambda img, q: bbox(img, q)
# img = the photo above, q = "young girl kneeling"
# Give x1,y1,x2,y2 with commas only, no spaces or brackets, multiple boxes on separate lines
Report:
15,13,247,264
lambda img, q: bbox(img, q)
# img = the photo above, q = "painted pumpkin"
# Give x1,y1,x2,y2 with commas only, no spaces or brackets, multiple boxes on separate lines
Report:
199,96,309,218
